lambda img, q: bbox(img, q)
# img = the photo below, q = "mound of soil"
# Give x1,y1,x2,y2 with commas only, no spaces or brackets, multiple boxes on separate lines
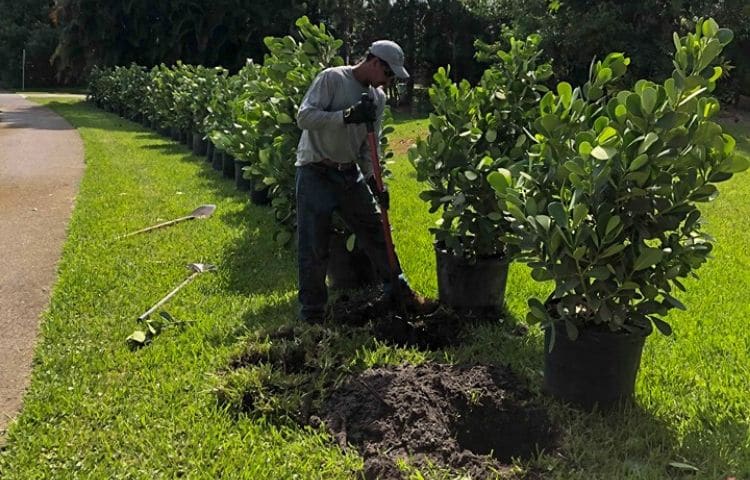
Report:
320,363,557,479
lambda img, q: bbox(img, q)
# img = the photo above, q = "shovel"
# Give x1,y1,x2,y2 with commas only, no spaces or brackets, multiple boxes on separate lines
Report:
137,263,216,321
120,204,216,239
362,93,404,309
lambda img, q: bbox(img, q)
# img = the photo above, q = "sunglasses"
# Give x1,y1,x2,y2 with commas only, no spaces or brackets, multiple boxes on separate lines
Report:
379,59,395,79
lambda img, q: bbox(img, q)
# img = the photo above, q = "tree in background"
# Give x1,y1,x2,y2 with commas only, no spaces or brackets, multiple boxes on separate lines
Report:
0,0,58,88
49,0,307,82
499,0,749,102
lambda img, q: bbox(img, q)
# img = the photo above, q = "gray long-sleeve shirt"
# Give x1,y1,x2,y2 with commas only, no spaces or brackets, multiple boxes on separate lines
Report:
295,66,385,178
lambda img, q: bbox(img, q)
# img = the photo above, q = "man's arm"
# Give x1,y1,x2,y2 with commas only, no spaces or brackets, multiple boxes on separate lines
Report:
356,91,386,178
297,71,344,130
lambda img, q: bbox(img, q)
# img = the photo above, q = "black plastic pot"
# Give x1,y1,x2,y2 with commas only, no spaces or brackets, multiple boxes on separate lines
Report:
206,141,214,162
543,322,648,411
211,145,223,171
327,231,379,291
234,161,252,191
192,132,207,156
435,243,509,310
249,179,271,206
221,152,234,178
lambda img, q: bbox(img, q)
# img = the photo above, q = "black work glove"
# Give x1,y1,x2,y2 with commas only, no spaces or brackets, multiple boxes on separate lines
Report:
343,98,376,124
367,176,390,210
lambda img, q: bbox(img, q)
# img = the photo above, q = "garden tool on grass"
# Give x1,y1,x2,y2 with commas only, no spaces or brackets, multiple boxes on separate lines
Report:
120,204,216,239
363,93,404,309
137,263,216,321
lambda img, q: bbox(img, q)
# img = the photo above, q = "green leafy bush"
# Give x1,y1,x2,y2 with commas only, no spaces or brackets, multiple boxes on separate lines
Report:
490,19,748,338
408,31,552,261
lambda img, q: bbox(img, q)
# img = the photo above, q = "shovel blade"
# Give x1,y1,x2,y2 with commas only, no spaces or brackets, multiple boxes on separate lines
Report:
190,204,216,219
187,263,217,273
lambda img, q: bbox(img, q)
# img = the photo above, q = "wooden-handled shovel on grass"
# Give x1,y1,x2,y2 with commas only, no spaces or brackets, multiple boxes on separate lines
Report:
119,204,216,239
137,263,217,321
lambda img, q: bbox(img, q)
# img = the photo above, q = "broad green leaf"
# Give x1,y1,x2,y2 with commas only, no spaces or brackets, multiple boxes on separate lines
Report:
664,78,677,105
629,154,649,171
485,129,497,142
597,127,618,145
667,461,698,472
565,160,586,176
557,82,573,106
587,266,610,279
572,204,588,228
702,18,719,37
541,114,561,133
578,141,593,158
596,67,612,84
716,28,734,46
535,215,551,232
605,215,621,235
724,155,749,173
276,113,293,124
591,145,616,160
464,170,478,181
346,234,356,252
633,247,663,271
127,330,147,344
600,242,626,258
528,298,547,320
649,317,672,335
641,87,657,114
488,168,512,193
548,202,567,227
615,104,627,119
698,39,722,72
531,268,554,281
663,294,686,311
638,132,659,154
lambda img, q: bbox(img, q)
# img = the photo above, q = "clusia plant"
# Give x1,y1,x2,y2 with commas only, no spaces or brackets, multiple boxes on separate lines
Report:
408,30,552,309
490,18,747,409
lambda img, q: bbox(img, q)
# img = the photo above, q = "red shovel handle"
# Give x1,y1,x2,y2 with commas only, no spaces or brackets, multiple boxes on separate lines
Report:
365,116,399,285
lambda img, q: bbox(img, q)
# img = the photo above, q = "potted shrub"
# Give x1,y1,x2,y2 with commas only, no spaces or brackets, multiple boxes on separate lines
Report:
490,19,746,410
408,31,552,310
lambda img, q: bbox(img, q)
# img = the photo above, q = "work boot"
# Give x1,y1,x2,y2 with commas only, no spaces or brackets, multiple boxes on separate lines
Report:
399,289,439,315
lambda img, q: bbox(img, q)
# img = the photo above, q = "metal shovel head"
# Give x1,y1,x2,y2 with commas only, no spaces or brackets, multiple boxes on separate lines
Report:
191,204,216,219
187,263,217,273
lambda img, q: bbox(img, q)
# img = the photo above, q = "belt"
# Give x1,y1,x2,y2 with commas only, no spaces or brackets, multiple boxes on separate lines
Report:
317,158,357,172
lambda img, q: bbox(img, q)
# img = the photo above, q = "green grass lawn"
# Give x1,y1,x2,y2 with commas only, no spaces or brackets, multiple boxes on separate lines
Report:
0,98,748,479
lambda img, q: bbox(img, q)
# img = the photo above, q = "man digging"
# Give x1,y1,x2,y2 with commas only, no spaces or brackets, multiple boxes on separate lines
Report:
295,39,437,324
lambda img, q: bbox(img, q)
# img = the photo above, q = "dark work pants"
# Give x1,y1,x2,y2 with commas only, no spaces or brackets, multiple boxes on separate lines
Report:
295,163,405,322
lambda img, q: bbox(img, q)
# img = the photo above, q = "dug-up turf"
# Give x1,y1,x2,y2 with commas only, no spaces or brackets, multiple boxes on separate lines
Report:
318,363,557,479
216,292,554,479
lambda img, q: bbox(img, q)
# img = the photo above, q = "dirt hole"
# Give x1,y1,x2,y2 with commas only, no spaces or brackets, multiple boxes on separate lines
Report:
320,362,559,479
452,401,551,463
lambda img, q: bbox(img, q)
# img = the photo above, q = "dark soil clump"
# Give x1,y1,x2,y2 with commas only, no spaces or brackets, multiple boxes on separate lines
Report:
330,289,506,349
320,362,558,479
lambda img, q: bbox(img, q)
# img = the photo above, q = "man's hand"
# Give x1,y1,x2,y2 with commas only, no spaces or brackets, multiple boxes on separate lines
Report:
367,177,390,210
343,98,376,124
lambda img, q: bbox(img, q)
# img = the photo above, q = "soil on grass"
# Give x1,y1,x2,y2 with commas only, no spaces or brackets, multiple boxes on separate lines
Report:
219,293,552,478
320,363,558,479
329,288,512,350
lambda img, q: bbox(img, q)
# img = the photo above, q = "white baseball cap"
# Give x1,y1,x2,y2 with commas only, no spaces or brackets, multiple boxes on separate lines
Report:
369,40,409,79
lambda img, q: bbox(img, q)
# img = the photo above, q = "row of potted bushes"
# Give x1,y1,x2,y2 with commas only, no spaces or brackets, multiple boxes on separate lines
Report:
91,17,743,410
408,18,744,409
